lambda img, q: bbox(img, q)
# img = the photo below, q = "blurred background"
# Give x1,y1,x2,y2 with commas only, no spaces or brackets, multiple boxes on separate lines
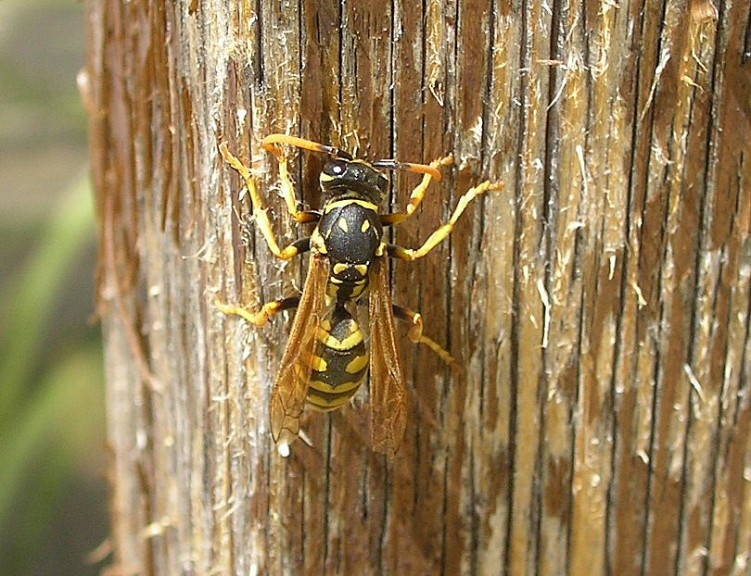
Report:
0,1,109,574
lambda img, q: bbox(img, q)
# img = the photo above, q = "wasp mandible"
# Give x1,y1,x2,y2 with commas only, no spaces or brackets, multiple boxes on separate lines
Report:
218,134,501,456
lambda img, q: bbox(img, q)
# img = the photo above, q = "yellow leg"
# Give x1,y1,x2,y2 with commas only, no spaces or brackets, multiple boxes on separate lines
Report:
393,305,457,368
260,134,351,222
273,153,320,224
380,155,454,226
217,296,300,327
388,179,503,260
219,144,317,260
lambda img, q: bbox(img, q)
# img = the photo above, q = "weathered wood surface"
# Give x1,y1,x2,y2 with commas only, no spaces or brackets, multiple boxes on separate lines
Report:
86,0,751,574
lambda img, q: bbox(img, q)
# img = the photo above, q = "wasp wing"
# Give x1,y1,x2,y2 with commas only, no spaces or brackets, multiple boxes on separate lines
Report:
368,256,407,456
270,252,330,445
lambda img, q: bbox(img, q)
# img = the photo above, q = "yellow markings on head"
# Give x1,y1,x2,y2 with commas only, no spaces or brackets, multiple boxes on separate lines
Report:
361,219,371,233
333,263,349,275
375,242,386,257
338,218,349,232
320,172,334,183
354,264,368,276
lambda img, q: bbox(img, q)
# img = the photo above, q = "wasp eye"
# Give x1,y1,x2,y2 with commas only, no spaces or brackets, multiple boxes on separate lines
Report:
325,160,347,176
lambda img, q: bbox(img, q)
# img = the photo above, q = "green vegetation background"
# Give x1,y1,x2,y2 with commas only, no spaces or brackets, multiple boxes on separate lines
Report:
0,1,109,574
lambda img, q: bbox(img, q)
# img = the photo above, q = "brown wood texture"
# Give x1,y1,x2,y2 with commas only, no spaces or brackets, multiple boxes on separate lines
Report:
86,0,751,574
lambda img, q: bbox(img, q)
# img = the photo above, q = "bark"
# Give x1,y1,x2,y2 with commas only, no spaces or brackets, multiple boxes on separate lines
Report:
86,0,751,574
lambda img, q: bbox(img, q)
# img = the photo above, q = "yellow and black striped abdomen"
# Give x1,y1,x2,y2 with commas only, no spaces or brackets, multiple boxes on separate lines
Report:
307,305,369,411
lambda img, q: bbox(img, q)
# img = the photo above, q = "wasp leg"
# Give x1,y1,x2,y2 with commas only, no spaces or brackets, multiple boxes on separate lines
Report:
220,143,319,241
217,296,300,327
379,155,453,227
260,135,355,223
386,179,502,260
392,305,457,367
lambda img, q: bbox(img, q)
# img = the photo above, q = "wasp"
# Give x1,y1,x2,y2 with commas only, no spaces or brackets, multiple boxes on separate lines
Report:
218,134,500,456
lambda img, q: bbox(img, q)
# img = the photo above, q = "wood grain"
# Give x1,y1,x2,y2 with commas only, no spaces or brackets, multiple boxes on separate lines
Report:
87,0,751,574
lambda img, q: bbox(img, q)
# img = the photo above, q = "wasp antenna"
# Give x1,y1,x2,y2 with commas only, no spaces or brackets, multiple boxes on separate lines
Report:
371,159,443,182
262,134,353,160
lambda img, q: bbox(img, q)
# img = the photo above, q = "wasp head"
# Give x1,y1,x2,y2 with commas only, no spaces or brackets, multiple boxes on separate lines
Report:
319,158,389,205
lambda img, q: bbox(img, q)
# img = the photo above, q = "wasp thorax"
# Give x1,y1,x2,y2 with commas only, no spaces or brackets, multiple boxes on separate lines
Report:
319,158,388,204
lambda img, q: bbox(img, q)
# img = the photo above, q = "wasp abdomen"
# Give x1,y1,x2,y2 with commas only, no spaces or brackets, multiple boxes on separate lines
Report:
307,305,369,411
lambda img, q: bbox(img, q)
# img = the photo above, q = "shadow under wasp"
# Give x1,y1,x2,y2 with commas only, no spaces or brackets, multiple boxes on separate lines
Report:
218,134,501,456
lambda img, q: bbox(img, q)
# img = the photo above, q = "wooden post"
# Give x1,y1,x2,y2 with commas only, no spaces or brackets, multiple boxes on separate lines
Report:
86,0,751,574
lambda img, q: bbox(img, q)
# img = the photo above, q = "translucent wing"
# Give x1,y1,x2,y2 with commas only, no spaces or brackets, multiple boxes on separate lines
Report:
270,252,330,446
368,256,407,456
